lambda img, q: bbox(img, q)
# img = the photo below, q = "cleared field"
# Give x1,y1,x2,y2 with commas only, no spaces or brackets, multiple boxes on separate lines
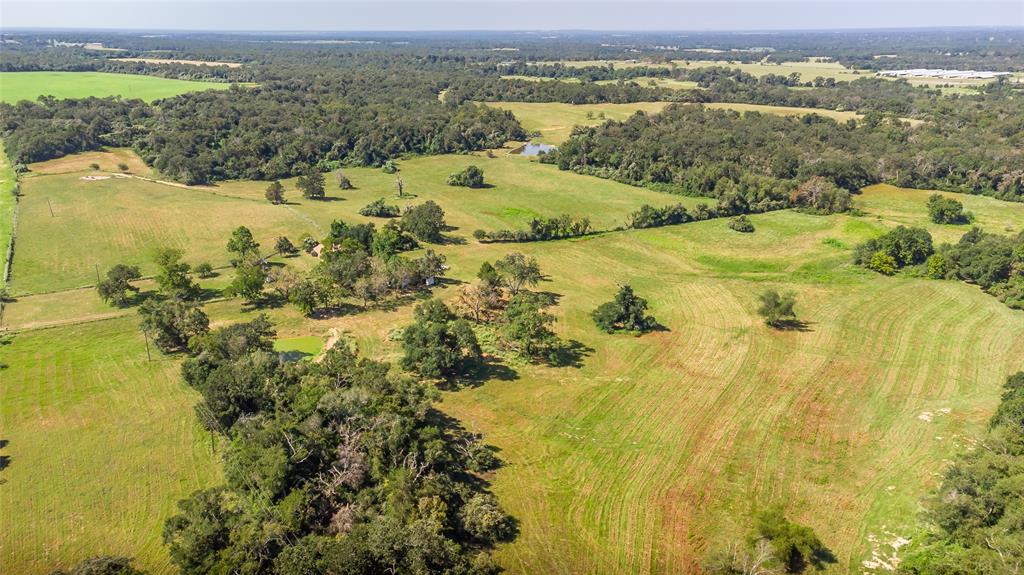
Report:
111,57,243,68
7,154,1024,574
0,141,16,287
484,102,671,143
10,169,312,294
558,59,871,82
28,148,152,176
9,150,707,297
0,71,234,103
486,102,911,144
856,183,1024,244
0,316,223,575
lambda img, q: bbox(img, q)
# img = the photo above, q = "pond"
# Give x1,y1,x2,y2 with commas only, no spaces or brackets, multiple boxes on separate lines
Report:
516,142,557,156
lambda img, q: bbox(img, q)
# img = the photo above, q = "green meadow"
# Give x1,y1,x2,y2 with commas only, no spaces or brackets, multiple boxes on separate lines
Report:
0,71,235,104
5,142,1024,573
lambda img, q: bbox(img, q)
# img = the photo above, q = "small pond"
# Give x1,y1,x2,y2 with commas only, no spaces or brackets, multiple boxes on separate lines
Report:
516,142,557,156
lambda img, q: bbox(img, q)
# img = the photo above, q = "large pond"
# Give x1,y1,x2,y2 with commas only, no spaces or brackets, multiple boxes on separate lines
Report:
516,142,557,156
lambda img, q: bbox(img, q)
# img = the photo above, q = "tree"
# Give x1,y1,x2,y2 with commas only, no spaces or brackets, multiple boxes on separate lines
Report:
400,299,481,378
138,299,209,353
854,226,934,272
194,262,215,279
395,173,405,197
494,252,541,295
288,280,319,316
790,177,851,214
334,170,353,190
446,165,485,188
704,540,781,575
757,289,797,328
382,160,399,174
592,284,657,333
227,226,260,261
500,292,558,358
459,494,514,541
401,200,446,243
264,180,285,204
926,193,972,224
296,168,325,200
753,506,833,573
274,236,297,257
226,262,266,304
117,162,129,172
153,247,199,299
96,264,142,307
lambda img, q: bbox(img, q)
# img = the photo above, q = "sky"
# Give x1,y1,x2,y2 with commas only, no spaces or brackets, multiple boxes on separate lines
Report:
2,0,1022,31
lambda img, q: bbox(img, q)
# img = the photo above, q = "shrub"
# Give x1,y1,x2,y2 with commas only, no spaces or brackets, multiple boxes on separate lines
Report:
926,254,948,279
381,159,398,174
867,251,897,275
117,162,129,172
358,198,400,218
927,193,972,224
194,262,215,278
89,163,100,170
447,165,485,188
728,215,755,233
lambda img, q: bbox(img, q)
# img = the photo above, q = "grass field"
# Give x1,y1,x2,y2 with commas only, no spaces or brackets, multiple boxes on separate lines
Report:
9,150,704,296
0,72,235,103
484,102,902,144
0,316,223,575
557,59,871,82
485,102,672,143
111,57,243,68
0,141,16,287
6,147,1024,574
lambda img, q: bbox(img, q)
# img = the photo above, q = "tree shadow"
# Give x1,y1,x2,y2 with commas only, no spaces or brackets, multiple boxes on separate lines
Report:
547,339,594,369
811,546,839,571
770,319,814,332
443,357,520,390
314,196,346,202
309,303,363,319
440,234,467,245
278,350,314,362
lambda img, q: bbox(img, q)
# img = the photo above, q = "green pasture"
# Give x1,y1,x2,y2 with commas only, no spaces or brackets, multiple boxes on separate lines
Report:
0,71,235,103
6,146,1024,574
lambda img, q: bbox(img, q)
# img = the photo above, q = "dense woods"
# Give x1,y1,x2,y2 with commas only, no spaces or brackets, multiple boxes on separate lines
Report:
549,103,1024,202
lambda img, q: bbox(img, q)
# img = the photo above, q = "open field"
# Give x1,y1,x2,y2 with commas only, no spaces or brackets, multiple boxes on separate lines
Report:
0,141,16,287
0,316,223,575
111,57,243,67
0,72,235,103
485,102,672,143
9,150,705,297
557,59,871,82
6,148,1024,574
484,102,913,144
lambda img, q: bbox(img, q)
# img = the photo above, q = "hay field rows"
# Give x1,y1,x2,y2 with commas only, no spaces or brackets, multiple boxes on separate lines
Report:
4,143,1024,573
0,72,235,103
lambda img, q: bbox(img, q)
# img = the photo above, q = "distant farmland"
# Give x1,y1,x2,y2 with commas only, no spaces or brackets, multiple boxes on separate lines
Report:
0,71,236,103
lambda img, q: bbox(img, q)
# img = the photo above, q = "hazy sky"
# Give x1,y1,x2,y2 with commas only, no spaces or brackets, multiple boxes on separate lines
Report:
3,0,1022,31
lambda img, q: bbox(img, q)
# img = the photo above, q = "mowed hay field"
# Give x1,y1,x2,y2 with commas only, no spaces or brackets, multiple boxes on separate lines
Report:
0,72,235,104
6,144,1024,573
0,316,222,575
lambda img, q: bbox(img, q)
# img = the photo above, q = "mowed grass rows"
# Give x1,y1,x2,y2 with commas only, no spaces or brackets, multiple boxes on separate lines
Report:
5,146,1024,573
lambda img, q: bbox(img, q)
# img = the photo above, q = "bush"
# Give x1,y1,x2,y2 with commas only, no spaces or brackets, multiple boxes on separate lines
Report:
926,193,972,224
358,198,400,218
381,159,398,174
926,254,947,279
447,165,485,188
117,162,129,172
194,262,215,278
728,215,755,233
867,251,898,275
89,163,100,170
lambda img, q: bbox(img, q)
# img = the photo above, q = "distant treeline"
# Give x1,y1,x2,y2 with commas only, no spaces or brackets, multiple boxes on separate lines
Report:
545,104,1024,202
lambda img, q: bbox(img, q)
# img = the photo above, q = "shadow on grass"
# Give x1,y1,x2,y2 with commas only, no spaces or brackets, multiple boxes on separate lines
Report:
769,319,814,332
547,339,594,369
